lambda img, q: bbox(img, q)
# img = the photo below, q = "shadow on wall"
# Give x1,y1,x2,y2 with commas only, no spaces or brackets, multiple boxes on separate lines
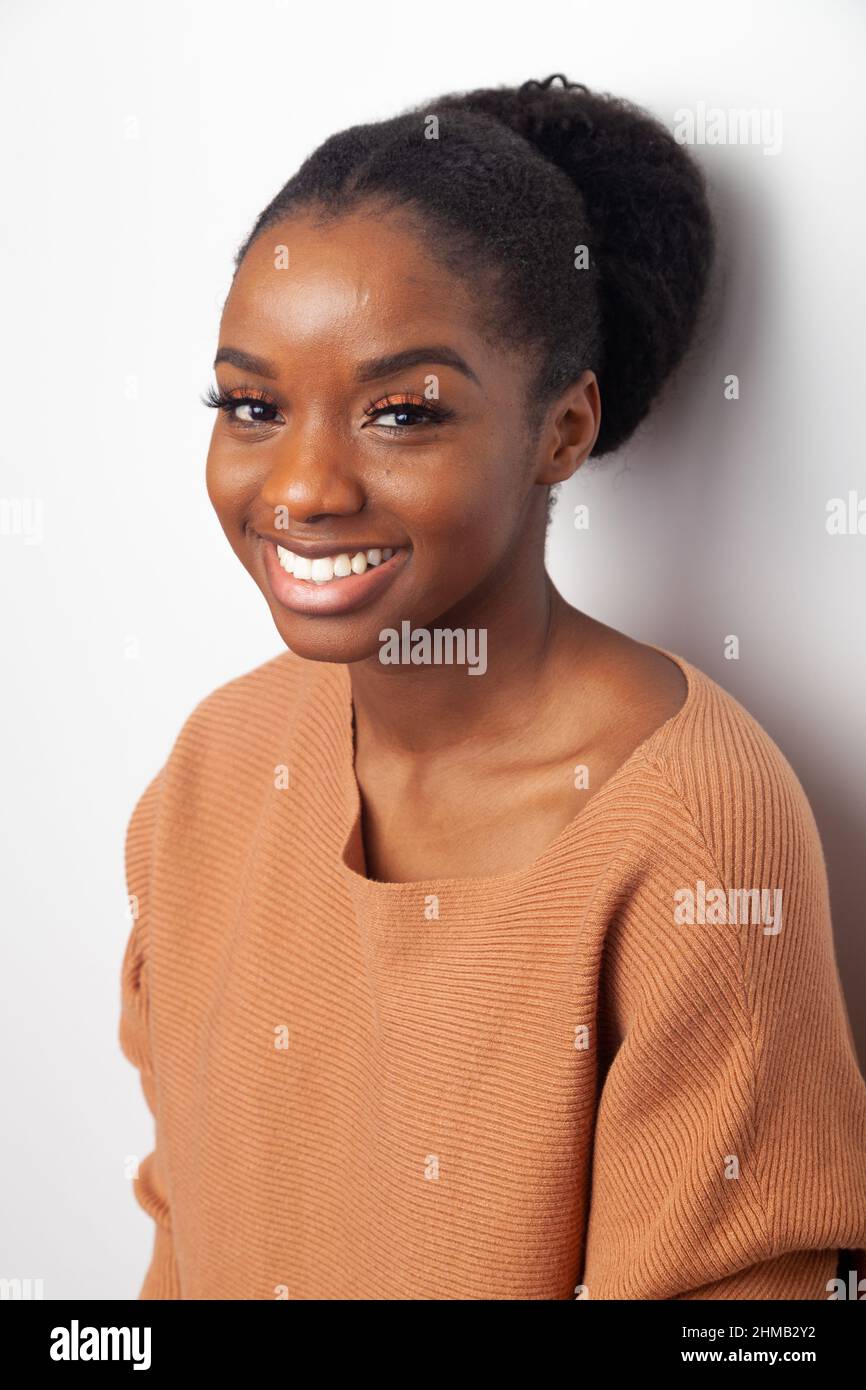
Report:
670,169,865,1077
558,161,866,1076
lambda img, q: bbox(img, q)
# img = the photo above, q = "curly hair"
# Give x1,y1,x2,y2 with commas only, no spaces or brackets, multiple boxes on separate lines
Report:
234,74,716,461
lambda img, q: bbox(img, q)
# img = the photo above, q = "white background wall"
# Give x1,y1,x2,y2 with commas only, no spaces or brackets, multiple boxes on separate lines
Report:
2,0,863,1299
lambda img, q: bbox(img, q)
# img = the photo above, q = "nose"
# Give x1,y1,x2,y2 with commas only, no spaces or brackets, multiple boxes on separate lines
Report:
260,423,366,525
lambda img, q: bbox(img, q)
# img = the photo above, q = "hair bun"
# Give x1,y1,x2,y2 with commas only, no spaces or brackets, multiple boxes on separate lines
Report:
438,75,716,455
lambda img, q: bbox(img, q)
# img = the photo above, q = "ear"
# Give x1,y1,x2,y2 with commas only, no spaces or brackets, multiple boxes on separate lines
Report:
534,370,601,486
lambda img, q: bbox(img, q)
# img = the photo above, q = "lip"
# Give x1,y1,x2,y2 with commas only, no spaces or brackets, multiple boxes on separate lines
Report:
255,532,402,560
260,537,410,616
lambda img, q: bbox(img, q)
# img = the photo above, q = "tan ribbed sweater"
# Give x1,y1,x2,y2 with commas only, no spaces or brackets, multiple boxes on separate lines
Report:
119,646,866,1299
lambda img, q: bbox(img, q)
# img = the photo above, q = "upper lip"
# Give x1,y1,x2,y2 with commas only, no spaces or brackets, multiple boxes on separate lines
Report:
254,531,405,559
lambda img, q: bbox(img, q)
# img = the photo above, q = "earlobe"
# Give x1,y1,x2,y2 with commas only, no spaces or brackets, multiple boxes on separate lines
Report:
537,448,585,488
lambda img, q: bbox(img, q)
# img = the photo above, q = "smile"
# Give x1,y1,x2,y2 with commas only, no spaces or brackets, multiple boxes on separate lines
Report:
276,544,395,583
260,539,409,616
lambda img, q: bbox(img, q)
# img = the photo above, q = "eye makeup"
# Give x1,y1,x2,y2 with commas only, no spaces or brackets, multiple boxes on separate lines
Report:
361,390,454,434
203,382,455,434
202,382,281,429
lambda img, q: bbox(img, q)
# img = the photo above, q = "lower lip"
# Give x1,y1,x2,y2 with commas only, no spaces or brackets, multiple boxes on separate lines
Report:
260,539,410,616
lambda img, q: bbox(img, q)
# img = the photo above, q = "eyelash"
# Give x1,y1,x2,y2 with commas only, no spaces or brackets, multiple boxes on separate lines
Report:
203,383,278,430
202,383,453,434
362,392,452,434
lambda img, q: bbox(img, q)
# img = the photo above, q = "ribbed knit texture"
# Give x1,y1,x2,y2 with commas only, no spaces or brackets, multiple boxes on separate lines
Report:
119,646,866,1299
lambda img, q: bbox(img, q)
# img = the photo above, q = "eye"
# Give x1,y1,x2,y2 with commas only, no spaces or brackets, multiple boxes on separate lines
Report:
232,399,279,425
202,382,281,430
362,392,453,434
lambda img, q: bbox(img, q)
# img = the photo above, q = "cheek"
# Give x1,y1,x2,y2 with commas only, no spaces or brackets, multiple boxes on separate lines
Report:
205,435,259,524
395,434,525,559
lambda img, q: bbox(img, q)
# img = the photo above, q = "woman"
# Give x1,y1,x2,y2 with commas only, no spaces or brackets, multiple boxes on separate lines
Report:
119,75,866,1299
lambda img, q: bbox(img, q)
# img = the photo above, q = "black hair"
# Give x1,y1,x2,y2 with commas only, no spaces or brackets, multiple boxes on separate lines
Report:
234,74,715,463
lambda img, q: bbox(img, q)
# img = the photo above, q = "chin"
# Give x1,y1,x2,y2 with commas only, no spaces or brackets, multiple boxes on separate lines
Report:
264,608,396,667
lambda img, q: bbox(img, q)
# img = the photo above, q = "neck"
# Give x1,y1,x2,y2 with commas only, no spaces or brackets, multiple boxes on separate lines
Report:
346,556,591,760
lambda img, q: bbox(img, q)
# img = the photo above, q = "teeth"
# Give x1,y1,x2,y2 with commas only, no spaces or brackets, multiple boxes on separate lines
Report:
310,557,334,584
276,544,399,583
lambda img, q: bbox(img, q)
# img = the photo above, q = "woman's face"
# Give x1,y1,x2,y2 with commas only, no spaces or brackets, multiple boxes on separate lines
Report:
206,205,594,664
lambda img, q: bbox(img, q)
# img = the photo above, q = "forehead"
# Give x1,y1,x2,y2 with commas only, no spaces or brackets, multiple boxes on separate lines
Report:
220,208,484,365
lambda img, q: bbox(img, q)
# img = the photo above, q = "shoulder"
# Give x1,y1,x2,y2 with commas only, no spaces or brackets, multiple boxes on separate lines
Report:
600,657,848,1062
128,650,342,834
172,647,316,746
165,647,342,767
639,652,827,891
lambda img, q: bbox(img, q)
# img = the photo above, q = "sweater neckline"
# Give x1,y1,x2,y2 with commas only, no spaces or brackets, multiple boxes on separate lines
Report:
334,643,702,896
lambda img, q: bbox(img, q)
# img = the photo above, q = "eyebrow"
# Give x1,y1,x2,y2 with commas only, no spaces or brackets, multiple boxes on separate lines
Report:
213,344,481,387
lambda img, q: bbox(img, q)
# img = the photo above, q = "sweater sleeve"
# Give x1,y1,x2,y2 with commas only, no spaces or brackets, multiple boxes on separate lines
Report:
580,753,866,1301
119,767,182,1300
